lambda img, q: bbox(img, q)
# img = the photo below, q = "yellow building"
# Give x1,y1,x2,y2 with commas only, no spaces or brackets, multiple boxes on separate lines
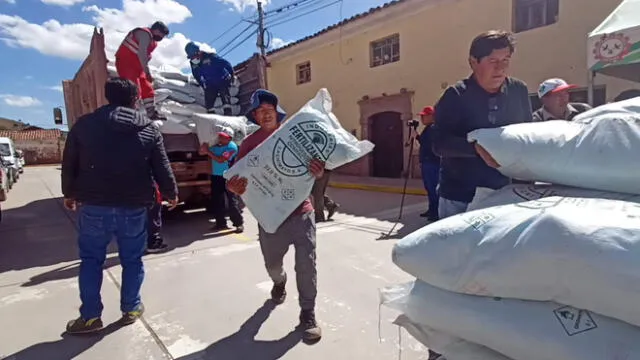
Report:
266,0,636,178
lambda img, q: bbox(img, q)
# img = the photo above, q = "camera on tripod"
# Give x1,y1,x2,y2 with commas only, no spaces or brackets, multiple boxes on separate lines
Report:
407,119,420,129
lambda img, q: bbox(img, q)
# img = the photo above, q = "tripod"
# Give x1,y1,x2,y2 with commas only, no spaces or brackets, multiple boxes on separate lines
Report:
378,122,419,239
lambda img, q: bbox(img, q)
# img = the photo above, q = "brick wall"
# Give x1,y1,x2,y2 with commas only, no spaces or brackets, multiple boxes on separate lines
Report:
17,139,64,165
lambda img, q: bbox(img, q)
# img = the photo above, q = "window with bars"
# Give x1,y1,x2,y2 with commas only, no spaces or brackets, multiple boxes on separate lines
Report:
370,34,400,68
513,0,559,33
296,61,311,85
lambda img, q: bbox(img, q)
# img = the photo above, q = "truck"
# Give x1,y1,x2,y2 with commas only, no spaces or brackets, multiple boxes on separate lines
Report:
60,27,266,207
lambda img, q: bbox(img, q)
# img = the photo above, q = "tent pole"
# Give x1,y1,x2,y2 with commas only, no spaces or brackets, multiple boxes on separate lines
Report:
587,71,595,105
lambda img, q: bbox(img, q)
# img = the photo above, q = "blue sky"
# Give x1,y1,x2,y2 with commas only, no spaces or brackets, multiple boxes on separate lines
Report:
0,0,388,130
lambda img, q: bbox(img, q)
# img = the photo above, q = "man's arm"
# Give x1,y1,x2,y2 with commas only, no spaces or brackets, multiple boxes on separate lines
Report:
61,128,79,199
222,58,234,78
134,29,152,76
190,61,202,86
150,131,178,200
431,87,477,158
521,85,534,123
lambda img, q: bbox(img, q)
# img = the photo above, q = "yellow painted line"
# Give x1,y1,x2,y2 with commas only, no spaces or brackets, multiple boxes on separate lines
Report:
328,181,427,196
232,233,253,242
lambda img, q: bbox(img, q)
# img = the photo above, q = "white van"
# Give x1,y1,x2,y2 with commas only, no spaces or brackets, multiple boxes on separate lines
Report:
0,137,19,184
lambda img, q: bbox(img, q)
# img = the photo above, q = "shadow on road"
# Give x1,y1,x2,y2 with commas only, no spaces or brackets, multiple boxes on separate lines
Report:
2,321,122,360
175,300,303,360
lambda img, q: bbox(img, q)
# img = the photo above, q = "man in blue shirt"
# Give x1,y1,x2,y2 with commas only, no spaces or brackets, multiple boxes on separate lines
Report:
417,106,440,222
185,42,234,114
200,130,244,233
431,30,533,221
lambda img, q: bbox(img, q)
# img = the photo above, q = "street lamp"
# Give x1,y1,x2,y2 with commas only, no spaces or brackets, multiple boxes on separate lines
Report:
53,107,64,125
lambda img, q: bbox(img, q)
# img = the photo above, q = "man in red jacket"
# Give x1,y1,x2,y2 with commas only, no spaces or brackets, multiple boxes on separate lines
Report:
115,21,169,119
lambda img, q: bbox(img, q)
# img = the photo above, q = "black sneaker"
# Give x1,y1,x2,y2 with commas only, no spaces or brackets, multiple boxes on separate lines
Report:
120,303,145,326
326,203,339,220
299,309,322,342
146,240,169,254
234,225,244,233
270,275,287,305
428,350,444,360
213,224,230,232
66,317,103,335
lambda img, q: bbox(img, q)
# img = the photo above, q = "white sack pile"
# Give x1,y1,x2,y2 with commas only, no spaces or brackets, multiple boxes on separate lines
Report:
107,63,253,142
382,99,640,360
224,88,374,233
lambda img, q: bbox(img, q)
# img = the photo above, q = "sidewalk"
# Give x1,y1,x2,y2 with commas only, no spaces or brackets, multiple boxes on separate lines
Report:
329,174,427,196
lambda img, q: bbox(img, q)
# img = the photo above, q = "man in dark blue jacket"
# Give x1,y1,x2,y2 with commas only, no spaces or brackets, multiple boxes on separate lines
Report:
185,42,234,114
432,30,533,218
417,106,440,222
61,78,178,335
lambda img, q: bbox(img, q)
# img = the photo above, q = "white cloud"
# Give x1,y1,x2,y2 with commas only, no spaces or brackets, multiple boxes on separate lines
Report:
2,0,16,4
24,75,33,80
217,0,270,13
41,0,85,6
270,37,291,50
0,95,43,107
0,0,206,69
45,85,63,92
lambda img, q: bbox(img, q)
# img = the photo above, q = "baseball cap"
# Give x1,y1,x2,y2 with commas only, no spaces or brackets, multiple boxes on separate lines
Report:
538,78,577,98
418,106,434,116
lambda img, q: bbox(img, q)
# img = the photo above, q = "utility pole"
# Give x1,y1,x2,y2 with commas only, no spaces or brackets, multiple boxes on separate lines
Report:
256,0,269,89
257,0,266,57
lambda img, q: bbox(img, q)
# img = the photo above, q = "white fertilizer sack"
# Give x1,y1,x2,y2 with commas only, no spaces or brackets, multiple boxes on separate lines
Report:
154,89,171,103
191,113,248,145
165,90,196,104
229,85,239,97
392,315,513,360
160,101,207,117
159,120,193,135
393,196,640,327
468,97,640,194
382,280,640,360
467,183,640,211
224,88,374,233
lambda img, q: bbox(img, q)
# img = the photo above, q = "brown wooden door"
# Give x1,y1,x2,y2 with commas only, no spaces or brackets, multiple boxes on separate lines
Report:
370,111,403,178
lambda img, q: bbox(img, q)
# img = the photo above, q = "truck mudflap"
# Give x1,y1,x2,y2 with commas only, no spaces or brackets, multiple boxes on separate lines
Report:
0,189,6,202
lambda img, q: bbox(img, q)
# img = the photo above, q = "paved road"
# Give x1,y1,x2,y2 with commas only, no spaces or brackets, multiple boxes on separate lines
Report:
0,166,431,360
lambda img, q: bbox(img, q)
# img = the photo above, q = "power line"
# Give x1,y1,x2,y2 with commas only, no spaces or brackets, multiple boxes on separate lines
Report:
264,0,319,17
220,28,259,58
265,0,332,23
217,22,257,54
267,0,341,28
205,9,258,46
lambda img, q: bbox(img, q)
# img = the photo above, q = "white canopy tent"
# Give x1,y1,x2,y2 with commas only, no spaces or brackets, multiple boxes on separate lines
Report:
587,0,640,102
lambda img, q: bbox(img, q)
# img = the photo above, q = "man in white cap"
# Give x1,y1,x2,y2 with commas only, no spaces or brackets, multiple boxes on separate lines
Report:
532,78,591,122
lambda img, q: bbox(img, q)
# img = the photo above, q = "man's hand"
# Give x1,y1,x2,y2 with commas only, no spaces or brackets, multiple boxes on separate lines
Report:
167,197,179,211
474,143,500,168
227,175,248,195
63,198,77,211
309,158,325,179
145,70,154,83
199,143,209,155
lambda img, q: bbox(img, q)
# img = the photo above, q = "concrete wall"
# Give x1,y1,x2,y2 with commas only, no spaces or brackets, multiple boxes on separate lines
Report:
17,139,64,165
266,0,633,177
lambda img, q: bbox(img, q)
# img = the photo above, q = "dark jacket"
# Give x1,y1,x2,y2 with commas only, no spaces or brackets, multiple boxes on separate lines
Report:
190,52,234,89
62,105,178,208
418,124,439,165
532,102,592,122
431,76,533,203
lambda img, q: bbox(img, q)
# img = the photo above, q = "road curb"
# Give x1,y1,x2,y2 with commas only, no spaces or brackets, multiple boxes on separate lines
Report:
328,181,427,196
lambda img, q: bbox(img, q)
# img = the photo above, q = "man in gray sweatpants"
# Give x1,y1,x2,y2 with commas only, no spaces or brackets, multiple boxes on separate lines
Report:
227,89,324,342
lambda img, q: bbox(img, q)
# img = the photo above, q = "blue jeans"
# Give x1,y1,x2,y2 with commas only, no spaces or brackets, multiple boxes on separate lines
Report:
77,205,147,319
420,162,440,216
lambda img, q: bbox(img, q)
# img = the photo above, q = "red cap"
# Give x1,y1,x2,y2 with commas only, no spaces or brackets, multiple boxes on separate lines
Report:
418,106,434,116
217,132,232,140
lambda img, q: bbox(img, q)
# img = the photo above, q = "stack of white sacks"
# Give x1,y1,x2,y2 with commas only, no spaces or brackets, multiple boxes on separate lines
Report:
107,62,260,145
382,97,640,360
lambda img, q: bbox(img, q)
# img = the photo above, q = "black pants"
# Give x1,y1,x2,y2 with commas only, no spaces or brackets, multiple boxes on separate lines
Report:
211,175,243,227
311,170,335,221
204,82,231,110
147,201,162,245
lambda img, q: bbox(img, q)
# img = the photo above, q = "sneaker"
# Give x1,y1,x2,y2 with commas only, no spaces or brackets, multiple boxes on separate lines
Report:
213,224,230,232
299,309,322,342
146,240,169,254
66,317,103,335
235,225,244,233
419,211,430,218
428,350,444,360
120,303,145,326
326,203,339,220
270,275,287,305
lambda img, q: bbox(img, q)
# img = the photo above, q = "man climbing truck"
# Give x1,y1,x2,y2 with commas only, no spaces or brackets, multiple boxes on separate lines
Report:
115,21,169,119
